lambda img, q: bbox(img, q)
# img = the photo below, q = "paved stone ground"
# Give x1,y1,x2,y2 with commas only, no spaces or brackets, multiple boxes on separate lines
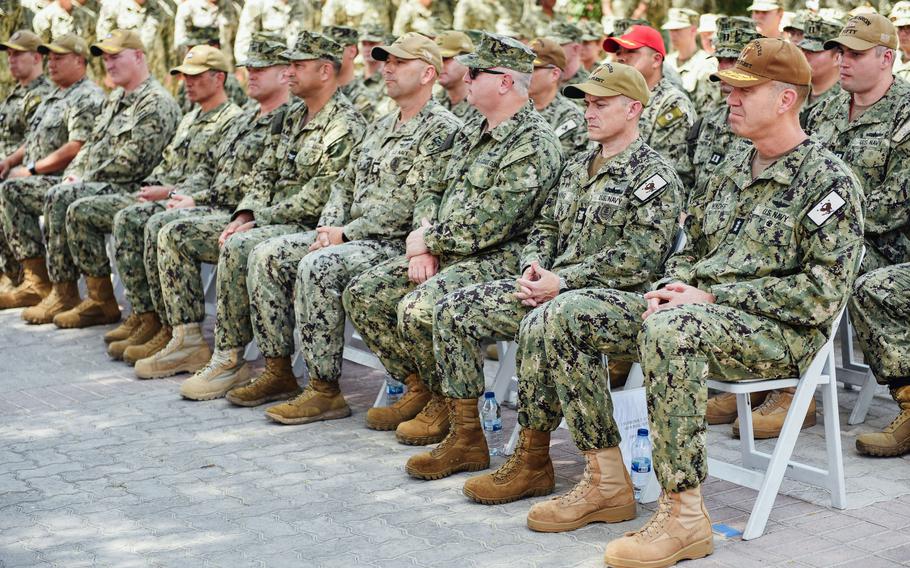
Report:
1,309,909,568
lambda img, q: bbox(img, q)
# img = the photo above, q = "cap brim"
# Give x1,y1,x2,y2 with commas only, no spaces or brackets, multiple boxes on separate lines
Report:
824,36,878,50
0,42,29,51
661,22,692,30
747,3,781,10
797,38,826,52
90,44,124,56
710,68,771,86
562,82,623,99
439,48,461,58
602,36,644,52
238,58,282,68
170,63,211,75
371,44,418,62
712,48,743,59
280,49,319,61
893,17,910,26
455,52,492,68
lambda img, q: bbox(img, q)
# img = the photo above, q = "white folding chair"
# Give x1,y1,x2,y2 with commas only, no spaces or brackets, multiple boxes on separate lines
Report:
105,235,130,311
201,262,217,317
834,310,877,425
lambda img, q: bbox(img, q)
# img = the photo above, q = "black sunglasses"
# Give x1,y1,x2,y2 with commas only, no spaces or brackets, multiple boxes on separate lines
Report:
468,68,507,80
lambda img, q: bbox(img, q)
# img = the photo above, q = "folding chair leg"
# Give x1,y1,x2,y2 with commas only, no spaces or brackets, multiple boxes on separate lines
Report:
623,363,644,390
821,368,847,509
244,340,261,362
848,369,878,426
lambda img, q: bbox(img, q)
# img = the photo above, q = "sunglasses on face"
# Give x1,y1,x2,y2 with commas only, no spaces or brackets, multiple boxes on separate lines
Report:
468,67,506,80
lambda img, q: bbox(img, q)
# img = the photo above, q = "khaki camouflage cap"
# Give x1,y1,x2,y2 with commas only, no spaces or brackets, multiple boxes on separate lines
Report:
239,34,287,68
170,44,231,75
662,8,700,31
91,29,144,56
281,31,342,62
563,61,650,106
579,20,604,41
546,20,584,44
825,13,898,50
455,32,536,73
372,32,442,73
530,37,567,70
711,37,811,87
0,30,42,52
798,16,845,52
38,34,89,57
713,16,761,59
435,30,474,57
609,18,649,37
360,24,393,44
181,25,220,48
698,14,719,33
747,0,782,11
323,25,359,47
890,1,910,26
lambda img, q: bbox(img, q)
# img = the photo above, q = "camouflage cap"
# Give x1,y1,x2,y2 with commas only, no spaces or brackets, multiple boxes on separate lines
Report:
563,61,650,106
579,20,604,41
0,30,42,52
170,44,231,75
322,25,359,47
239,33,287,68
463,29,486,45
372,32,442,73
825,13,899,50
698,14,719,33
546,19,584,44
38,34,89,57
530,37,567,70
783,9,811,32
91,29,144,56
890,1,910,27
435,30,474,58
798,15,846,52
713,16,761,59
609,18,649,37
359,24,393,44
281,31,342,62
711,37,811,87
181,25,220,48
747,0,782,11
455,32,536,73
662,8,699,30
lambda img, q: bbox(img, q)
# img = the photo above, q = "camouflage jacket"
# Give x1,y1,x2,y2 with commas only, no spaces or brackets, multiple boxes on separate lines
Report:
435,89,479,123
341,73,394,123
392,0,453,36
23,76,104,168
236,91,367,227
640,76,696,192
146,100,241,187
537,94,588,157
181,102,288,209
318,99,461,242
423,102,562,260
96,0,158,51
32,0,97,41
0,74,52,157
799,83,842,130
453,0,523,35
320,0,393,31
561,66,590,88
521,139,683,291
663,139,865,372
66,77,181,188
234,0,312,63
667,48,719,114
177,73,249,114
805,77,910,269
688,104,752,208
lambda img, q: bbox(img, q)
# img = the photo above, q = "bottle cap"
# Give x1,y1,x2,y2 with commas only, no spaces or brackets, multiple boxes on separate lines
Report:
637,428,649,436
484,392,495,399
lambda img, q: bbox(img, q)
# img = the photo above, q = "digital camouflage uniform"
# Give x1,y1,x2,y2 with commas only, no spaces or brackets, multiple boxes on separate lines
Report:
233,0,319,64
800,82,843,129
638,139,863,492
320,0,393,31
173,0,231,56
291,100,461,381
537,93,589,157
341,72,395,124
32,0,98,42
687,105,752,208
392,0,454,37
453,0,524,36
435,89,480,123
640,76,696,195
96,0,159,65
436,141,683,454
850,264,910,388
667,48,719,114
796,16,847,129
0,77,180,283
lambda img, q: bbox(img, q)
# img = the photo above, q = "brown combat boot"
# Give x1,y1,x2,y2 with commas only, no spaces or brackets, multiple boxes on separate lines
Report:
123,326,172,365
53,276,120,328
527,446,635,532
405,398,489,480
396,393,451,445
707,391,769,425
21,280,80,324
603,486,714,568
0,272,20,295
365,373,431,431
264,378,350,425
225,356,301,407
108,312,161,360
732,388,815,439
462,428,554,505
104,312,142,343
134,323,211,379
856,385,910,457
0,257,50,309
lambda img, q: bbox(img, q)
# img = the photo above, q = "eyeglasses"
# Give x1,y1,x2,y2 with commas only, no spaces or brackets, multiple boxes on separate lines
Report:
468,67,506,80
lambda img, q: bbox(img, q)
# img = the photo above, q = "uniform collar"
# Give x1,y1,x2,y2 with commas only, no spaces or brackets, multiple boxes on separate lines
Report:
728,137,813,189
484,101,535,143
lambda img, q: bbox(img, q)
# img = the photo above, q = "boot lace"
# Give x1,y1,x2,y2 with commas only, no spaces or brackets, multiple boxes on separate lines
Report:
420,396,445,419
287,385,318,405
198,350,235,375
634,492,673,540
882,406,910,433
754,390,784,415
557,461,595,504
429,406,457,457
491,431,529,482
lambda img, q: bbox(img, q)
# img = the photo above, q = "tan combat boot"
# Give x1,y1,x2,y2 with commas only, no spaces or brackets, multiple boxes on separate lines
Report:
134,323,211,379
396,393,450,445
123,326,172,365
603,486,714,568
462,428,554,505
21,280,80,324
180,348,251,401
707,391,769,425
104,311,142,344
264,378,350,425
0,257,50,309
732,388,815,439
108,312,161,360
527,446,635,532
365,373,431,431
225,356,301,407
53,276,121,329
0,272,20,295
856,385,910,457
405,398,489,480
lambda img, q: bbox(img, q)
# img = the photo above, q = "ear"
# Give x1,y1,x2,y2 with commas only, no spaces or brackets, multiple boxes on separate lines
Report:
628,99,643,120
421,64,436,86
498,73,513,95
778,86,798,114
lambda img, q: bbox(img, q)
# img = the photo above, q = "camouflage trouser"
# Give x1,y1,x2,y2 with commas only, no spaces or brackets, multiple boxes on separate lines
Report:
295,239,403,382
65,193,135,278
849,264,910,386
343,250,519,390
247,230,318,358
156,212,232,328
0,176,59,262
0,237,19,279
639,303,798,493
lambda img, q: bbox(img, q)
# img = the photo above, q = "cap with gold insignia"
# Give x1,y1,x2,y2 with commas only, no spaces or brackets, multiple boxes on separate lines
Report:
710,37,811,86
713,16,761,59
545,20,583,44
562,61,650,106
455,32,536,73
435,30,473,58
698,14,719,34
798,15,845,52
825,13,898,50
0,30,42,52
38,34,89,57
170,44,231,75
281,31,342,62
90,29,144,56
359,24,393,44
322,25,359,47
239,33,287,68
662,8,699,31
890,1,910,26
579,20,604,42
372,32,442,73
530,37,567,71
747,0,782,11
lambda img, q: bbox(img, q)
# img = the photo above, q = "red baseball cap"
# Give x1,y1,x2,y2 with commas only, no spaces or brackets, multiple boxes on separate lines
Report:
602,25,666,58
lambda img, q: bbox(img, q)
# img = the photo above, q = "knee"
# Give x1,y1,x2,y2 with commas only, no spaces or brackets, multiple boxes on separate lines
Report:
433,293,462,336
540,293,590,344
398,289,433,336
157,220,184,251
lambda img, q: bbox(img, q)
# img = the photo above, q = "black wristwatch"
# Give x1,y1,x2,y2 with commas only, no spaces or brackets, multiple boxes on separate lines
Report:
26,162,37,175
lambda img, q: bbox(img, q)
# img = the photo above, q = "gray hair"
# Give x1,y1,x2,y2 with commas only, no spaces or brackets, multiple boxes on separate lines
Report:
505,70,532,96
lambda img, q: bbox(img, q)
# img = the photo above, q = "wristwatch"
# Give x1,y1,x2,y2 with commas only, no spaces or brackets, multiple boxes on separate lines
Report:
26,162,37,175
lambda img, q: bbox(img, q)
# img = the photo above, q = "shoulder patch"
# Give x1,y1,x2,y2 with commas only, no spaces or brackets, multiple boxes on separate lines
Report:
807,191,846,227
554,119,578,138
656,105,685,128
633,173,669,203
893,117,910,144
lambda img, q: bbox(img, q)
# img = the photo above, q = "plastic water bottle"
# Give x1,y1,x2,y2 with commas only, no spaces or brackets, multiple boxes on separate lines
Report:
481,392,503,457
385,375,404,405
630,428,652,501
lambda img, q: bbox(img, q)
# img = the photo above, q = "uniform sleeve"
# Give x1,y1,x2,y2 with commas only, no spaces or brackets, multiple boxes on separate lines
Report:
656,172,714,288
235,128,280,215
317,160,355,228
862,127,910,237
648,95,696,194
519,182,560,270
66,89,103,143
